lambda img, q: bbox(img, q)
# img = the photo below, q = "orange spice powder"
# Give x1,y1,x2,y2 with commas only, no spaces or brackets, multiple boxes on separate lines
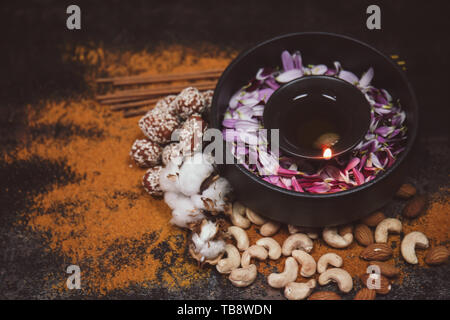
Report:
9,43,448,296
10,45,235,295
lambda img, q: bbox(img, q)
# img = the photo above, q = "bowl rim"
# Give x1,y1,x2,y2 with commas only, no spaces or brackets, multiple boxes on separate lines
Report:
211,31,419,199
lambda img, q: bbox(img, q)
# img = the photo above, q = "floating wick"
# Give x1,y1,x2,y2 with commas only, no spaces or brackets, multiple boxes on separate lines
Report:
323,148,332,160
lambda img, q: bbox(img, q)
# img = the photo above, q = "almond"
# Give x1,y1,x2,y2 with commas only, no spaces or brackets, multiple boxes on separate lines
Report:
360,273,391,295
402,194,427,219
307,291,341,300
368,261,400,278
354,288,376,300
361,211,386,227
425,246,449,265
396,183,417,199
360,243,392,261
354,224,374,246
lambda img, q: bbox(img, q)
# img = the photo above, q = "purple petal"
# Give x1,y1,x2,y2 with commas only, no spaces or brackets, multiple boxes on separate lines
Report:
359,67,374,88
276,69,304,83
223,129,238,141
370,153,384,170
375,126,395,137
238,131,259,145
352,167,365,185
391,111,406,126
333,61,342,74
381,89,393,102
292,51,303,69
265,77,281,90
222,119,237,128
229,91,242,109
256,68,273,80
291,177,304,192
345,158,360,172
258,88,275,102
281,50,295,71
307,182,331,194
277,167,300,176
311,64,327,75
338,70,359,84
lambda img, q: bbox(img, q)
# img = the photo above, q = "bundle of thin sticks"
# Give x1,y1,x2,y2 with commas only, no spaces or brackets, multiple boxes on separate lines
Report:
96,69,222,117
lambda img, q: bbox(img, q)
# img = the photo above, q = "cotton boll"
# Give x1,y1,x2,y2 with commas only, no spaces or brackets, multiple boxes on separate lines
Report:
163,192,184,210
191,220,225,260
171,208,204,228
166,193,205,228
192,236,226,260
159,161,181,193
192,177,232,213
178,153,214,196
197,220,218,241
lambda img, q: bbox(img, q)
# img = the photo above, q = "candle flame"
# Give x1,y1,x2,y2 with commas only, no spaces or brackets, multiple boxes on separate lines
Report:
323,147,332,160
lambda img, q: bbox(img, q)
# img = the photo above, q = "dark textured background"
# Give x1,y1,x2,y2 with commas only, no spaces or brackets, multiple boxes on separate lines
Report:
0,0,449,299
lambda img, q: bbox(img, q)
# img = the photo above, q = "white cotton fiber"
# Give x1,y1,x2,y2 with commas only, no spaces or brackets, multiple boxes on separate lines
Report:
191,220,225,259
164,191,204,228
178,152,214,196
171,208,204,228
159,161,181,193
192,177,232,212
198,220,218,241
192,236,226,260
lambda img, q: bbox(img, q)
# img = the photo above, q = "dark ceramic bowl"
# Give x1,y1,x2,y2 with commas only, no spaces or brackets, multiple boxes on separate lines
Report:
210,32,418,227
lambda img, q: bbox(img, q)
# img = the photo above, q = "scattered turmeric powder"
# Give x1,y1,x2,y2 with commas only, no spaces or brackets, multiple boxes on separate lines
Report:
10,45,235,295
7,43,448,297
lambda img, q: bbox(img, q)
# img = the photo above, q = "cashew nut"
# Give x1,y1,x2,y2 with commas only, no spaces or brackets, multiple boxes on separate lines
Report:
267,257,299,288
245,208,267,225
317,253,343,274
260,221,281,236
216,244,241,274
318,268,353,293
292,250,316,277
228,264,257,287
256,237,282,260
401,231,429,264
375,218,402,243
230,202,251,229
288,225,319,239
284,279,316,300
322,227,353,248
282,233,314,256
228,226,249,251
241,245,268,268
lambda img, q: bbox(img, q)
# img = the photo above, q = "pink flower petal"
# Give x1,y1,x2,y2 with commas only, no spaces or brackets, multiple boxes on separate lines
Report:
291,177,304,192
352,167,365,185
281,50,295,71
345,158,360,172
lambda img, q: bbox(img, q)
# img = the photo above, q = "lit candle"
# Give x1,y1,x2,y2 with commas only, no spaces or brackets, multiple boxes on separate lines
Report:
323,147,332,160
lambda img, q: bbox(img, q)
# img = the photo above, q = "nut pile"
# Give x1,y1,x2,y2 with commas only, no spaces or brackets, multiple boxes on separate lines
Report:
129,89,447,300
210,183,448,300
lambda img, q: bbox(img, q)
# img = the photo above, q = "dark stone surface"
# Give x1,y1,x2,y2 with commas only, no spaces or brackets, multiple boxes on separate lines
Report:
0,0,448,299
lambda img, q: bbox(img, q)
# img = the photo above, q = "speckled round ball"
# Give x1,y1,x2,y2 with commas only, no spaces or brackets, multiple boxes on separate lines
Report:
142,166,163,197
139,106,180,144
130,139,162,168
162,143,183,165
202,90,214,111
174,87,206,119
156,94,178,115
178,114,207,153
